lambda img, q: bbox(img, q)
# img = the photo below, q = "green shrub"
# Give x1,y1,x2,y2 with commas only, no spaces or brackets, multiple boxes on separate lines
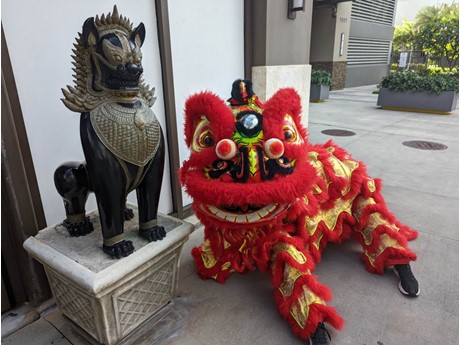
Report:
389,63,458,75
311,69,332,86
378,71,459,94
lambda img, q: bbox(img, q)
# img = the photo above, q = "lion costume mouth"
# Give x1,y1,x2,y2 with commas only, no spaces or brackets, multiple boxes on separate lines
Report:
198,203,289,224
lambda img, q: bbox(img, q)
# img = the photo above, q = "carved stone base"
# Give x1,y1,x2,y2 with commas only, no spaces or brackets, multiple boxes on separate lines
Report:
23,206,194,345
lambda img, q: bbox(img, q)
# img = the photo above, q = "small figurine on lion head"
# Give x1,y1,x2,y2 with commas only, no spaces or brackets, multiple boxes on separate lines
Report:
180,79,419,344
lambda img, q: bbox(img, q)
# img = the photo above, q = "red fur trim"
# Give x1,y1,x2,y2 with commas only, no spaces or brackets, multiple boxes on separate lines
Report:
278,232,310,249
353,201,419,242
293,275,333,302
273,286,344,340
182,149,222,172
308,245,322,264
271,250,315,287
361,246,417,274
262,88,310,162
307,304,345,334
399,224,418,241
191,246,233,283
263,88,306,141
182,158,317,208
323,213,356,243
273,277,333,322
356,224,409,255
184,92,235,148
317,149,368,203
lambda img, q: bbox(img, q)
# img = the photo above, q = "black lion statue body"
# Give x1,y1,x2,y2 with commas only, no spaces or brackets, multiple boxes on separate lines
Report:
54,6,166,258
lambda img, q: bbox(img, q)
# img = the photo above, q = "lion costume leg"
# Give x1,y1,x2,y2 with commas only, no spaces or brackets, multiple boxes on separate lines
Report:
352,177,418,274
191,238,236,284
269,234,344,340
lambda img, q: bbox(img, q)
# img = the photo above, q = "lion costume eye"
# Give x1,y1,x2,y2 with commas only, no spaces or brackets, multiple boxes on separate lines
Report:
282,115,302,144
283,126,297,142
199,131,215,147
192,116,215,152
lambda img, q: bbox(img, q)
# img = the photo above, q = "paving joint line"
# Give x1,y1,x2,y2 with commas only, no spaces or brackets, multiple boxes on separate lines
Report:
44,316,75,345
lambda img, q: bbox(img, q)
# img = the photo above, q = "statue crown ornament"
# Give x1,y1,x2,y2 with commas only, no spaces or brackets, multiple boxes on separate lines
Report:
54,6,166,259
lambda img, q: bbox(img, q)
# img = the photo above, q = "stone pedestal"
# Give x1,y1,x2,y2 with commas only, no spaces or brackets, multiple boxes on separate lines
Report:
23,206,194,345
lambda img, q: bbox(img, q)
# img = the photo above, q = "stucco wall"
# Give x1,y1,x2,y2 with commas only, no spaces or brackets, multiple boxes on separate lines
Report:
252,0,313,66
265,0,313,65
310,3,351,90
169,0,245,207
345,64,389,88
310,7,336,63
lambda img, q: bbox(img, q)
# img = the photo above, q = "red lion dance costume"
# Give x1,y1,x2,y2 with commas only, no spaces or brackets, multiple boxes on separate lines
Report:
180,80,419,344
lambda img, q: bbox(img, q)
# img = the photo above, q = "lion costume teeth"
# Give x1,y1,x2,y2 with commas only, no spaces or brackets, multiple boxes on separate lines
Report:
199,203,288,224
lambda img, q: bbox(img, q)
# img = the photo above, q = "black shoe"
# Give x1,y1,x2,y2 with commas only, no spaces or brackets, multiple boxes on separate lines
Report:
394,264,420,297
308,322,331,345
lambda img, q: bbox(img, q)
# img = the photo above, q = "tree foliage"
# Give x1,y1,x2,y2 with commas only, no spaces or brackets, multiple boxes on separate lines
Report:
393,3,459,70
392,20,418,55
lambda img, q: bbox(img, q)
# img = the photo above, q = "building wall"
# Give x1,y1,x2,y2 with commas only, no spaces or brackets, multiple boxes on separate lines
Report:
169,0,245,207
332,3,353,62
265,0,313,65
251,0,313,66
346,64,389,87
310,7,336,63
346,0,396,87
310,3,352,90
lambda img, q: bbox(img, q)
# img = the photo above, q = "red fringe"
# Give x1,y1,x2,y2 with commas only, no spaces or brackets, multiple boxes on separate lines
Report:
271,251,314,284
354,200,419,242
360,246,417,274
182,159,318,209
263,88,307,144
191,246,233,283
183,91,235,148
273,287,345,340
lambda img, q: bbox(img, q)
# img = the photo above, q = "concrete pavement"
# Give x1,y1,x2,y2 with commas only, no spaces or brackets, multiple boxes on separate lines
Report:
2,85,458,345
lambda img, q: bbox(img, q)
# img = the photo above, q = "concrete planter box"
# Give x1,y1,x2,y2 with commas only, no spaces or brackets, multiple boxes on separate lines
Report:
377,88,458,114
23,206,194,345
310,84,330,102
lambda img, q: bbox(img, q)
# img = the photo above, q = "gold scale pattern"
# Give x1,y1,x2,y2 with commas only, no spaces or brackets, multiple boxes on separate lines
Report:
90,101,161,167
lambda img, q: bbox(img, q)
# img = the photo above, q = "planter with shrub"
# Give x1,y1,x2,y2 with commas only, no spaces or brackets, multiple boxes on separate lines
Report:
377,71,458,114
310,69,332,102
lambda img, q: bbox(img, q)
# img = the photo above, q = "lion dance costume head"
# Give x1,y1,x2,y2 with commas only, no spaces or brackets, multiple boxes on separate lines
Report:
180,79,419,342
